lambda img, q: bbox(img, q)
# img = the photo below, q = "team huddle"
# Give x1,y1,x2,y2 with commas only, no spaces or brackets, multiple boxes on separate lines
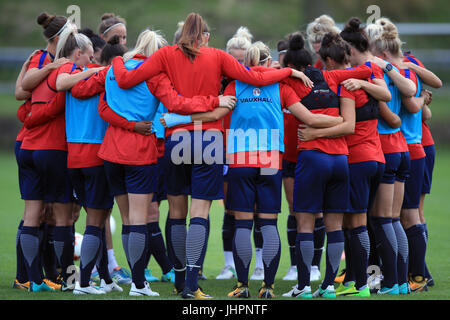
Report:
12,11,441,299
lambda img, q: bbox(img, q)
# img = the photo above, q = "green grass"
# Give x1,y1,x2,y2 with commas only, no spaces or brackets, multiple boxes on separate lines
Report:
0,147,449,300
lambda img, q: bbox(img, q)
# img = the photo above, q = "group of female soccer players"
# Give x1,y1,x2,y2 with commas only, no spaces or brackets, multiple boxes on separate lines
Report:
12,10,441,299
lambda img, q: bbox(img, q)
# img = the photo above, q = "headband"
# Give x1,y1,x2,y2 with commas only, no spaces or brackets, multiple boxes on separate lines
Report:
48,20,70,41
260,55,272,63
278,49,287,54
102,22,125,35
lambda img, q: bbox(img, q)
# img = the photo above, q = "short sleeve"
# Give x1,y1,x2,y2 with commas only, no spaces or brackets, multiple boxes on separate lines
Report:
279,83,300,109
337,84,355,101
27,51,47,70
223,81,237,97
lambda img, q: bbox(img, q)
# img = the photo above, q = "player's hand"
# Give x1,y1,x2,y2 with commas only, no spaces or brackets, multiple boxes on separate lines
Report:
271,60,281,69
290,69,314,88
341,78,362,91
160,113,168,128
298,124,317,142
92,66,106,73
422,89,433,106
219,95,237,110
134,120,153,135
49,57,71,70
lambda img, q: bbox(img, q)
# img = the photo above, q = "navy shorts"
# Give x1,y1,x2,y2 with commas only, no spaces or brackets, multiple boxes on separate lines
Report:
282,159,296,179
293,150,349,214
164,131,224,200
226,167,282,213
348,161,385,213
422,145,435,194
69,166,114,210
380,152,411,184
103,161,157,196
18,149,73,203
403,157,426,209
152,156,168,203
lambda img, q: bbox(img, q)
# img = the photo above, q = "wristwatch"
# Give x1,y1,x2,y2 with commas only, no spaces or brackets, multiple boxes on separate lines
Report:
383,63,393,73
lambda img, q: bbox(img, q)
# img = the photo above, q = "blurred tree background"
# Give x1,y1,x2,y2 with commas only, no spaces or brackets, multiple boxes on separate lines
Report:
1,0,449,49
0,0,449,148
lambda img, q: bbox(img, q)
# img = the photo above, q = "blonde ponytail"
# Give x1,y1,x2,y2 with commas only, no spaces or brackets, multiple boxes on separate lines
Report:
244,41,271,67
55,23,92,59
123,29,168,62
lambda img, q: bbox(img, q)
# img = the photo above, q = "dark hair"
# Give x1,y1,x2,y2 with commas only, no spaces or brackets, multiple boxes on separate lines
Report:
100,35,127,65
283,32,313,71
79,28,106,52
340,17,369,53
177,13,210,62
319,32,350,65
277,38,289,52
37,12,67,42
98,13,126,35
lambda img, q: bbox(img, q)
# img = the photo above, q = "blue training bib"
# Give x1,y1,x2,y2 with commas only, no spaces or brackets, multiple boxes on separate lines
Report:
377,63,402,135
65,66,107,144
105,59,160,122
400,71,423,144
227,81,284,154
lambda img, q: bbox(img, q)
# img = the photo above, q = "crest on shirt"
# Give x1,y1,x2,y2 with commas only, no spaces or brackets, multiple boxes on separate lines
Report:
253,88,261,97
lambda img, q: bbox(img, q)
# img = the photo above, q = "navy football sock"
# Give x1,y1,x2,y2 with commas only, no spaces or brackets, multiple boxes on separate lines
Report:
147,222,172,274
16,220,28,283
128,225,148,288
322,230,344,290
349,226,370,290
54,226,74,282
233,219,253,285
20,226,42,284
96,227,113,284
392,218,409,284
286,215,297,267
260,219,281,286
167,218,187,291
295,232,314,289
405,224,427,278
222,212,235,252
312,217,325,268
372,217,398,288
80,226,102,287
185,217,209,291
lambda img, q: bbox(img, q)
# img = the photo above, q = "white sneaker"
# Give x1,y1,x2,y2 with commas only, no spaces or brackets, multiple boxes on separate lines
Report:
100,279,123,293
282,265,297,281
250,267,264,280
129,281,160,297
310,265,321,281
73,282,105,295
216,265,236,279
282,284,312,298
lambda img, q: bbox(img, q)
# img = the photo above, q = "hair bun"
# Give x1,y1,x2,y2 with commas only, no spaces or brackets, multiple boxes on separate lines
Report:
316,15,336,27
108,35,121,45
79,27,94,38
378,18,398,40
101,13,116,21
289,33,305,51
348,17,362,31
37,12,55,28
